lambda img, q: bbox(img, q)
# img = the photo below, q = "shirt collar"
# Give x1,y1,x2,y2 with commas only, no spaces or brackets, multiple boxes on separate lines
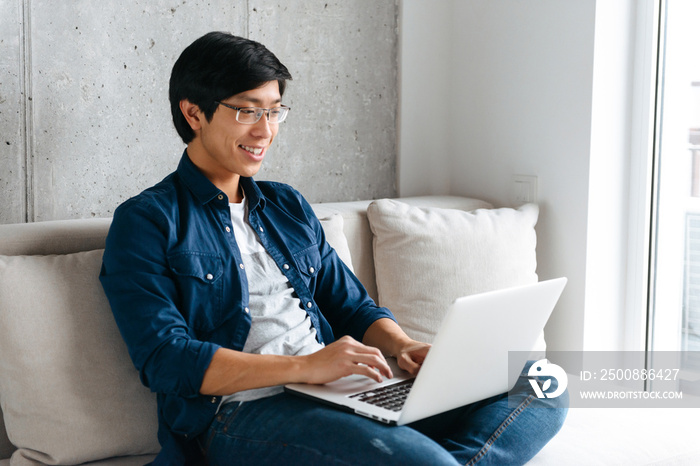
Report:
240,177,265,211
176,150,266,210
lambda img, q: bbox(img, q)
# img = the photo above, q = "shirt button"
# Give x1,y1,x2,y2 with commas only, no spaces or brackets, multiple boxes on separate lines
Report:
217,194,224,201
307,302,313,309
259,227,264,232
283,264,290,270
239,263,245,269
309,267,315,274
206,273,214,280
225,226,231,233
244,307,250,314
211,397,217,404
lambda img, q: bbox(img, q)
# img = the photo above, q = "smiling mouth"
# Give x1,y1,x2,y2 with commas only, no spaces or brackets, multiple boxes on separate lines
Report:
240,145,264,156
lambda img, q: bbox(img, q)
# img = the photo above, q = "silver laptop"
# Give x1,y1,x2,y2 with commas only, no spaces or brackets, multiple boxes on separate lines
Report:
285,277,567,425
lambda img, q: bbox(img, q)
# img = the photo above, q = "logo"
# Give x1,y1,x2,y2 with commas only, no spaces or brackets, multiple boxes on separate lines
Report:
527,359,568,399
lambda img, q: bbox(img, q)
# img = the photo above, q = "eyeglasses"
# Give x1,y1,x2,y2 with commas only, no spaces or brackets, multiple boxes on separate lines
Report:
215,102,291,124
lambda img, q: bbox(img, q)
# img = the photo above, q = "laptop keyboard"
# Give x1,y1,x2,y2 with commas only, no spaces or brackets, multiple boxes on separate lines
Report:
348,379,414,412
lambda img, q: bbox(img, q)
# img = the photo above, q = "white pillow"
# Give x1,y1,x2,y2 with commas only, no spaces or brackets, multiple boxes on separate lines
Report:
0,250,159,465
319,213,354,273
367,199,543,351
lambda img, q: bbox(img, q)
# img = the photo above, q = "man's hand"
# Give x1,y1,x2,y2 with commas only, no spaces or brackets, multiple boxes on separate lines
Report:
299,335,393,384
394,341,431,376
200,336,393,396
362,318,431,377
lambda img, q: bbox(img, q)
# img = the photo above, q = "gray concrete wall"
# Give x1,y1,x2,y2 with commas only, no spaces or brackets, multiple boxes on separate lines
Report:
0,0,398,224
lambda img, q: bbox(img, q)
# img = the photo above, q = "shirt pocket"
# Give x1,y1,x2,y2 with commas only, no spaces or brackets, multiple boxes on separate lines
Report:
293,245,322,285
168,251,225,333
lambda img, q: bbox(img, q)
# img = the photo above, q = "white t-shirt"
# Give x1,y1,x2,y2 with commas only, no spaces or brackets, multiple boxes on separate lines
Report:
222,194,324,404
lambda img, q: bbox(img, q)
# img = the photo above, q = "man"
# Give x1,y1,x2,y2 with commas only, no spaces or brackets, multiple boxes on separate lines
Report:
100,32,567,465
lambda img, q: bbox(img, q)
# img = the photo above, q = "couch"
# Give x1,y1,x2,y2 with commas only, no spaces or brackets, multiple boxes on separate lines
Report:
1,195,699,465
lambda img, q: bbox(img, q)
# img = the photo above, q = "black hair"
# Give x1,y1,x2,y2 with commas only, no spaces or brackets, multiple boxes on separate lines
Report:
169,32,293,144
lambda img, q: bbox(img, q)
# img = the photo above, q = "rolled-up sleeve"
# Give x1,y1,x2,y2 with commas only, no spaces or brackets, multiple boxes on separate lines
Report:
99,199,220,398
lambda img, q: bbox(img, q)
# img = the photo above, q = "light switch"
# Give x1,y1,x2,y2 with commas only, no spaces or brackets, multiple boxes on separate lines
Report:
512,175,538,205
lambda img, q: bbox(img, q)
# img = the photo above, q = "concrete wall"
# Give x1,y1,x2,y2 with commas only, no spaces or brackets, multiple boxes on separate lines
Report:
0,0,398,224
0,0,24,225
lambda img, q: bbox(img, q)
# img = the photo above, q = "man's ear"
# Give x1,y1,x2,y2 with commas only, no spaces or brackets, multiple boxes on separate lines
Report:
179,99,205,132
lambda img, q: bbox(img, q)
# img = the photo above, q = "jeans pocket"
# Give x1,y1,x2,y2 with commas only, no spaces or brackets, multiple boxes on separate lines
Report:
203,401,243,450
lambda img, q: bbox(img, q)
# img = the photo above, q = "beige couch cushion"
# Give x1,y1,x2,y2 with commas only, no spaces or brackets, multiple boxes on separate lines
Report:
318,214,354,272
313,200,382,302
0,250,159,465
367,199,542,350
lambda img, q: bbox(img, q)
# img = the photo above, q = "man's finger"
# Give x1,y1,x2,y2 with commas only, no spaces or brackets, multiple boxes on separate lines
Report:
353,363,386,383
353,353,393,379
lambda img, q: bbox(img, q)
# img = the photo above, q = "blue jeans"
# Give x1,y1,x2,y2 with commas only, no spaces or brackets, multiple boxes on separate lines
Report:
199,362,568,465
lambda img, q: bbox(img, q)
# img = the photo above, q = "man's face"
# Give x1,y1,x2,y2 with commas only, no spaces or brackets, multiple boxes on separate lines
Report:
187,80,282,186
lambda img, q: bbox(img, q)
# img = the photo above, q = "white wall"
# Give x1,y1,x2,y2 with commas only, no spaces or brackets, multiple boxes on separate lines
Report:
400,0,645,353
585,0,640,351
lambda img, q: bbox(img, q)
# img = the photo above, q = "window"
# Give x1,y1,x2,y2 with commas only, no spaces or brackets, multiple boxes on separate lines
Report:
647,0,700,384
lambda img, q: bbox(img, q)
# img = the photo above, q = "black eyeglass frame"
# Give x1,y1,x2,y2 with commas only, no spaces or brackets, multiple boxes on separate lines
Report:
214,101,291,124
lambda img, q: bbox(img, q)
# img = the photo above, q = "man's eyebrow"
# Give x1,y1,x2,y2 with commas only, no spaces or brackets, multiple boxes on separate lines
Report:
234,96,282,106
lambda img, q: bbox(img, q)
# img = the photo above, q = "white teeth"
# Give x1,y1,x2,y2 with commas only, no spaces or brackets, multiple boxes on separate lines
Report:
241,145,263,156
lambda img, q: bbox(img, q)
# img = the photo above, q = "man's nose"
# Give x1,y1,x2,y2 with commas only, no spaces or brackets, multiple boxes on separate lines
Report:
251,112,273,137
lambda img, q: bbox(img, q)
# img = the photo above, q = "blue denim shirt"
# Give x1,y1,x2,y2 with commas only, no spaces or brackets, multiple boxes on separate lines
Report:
99,152,396,464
